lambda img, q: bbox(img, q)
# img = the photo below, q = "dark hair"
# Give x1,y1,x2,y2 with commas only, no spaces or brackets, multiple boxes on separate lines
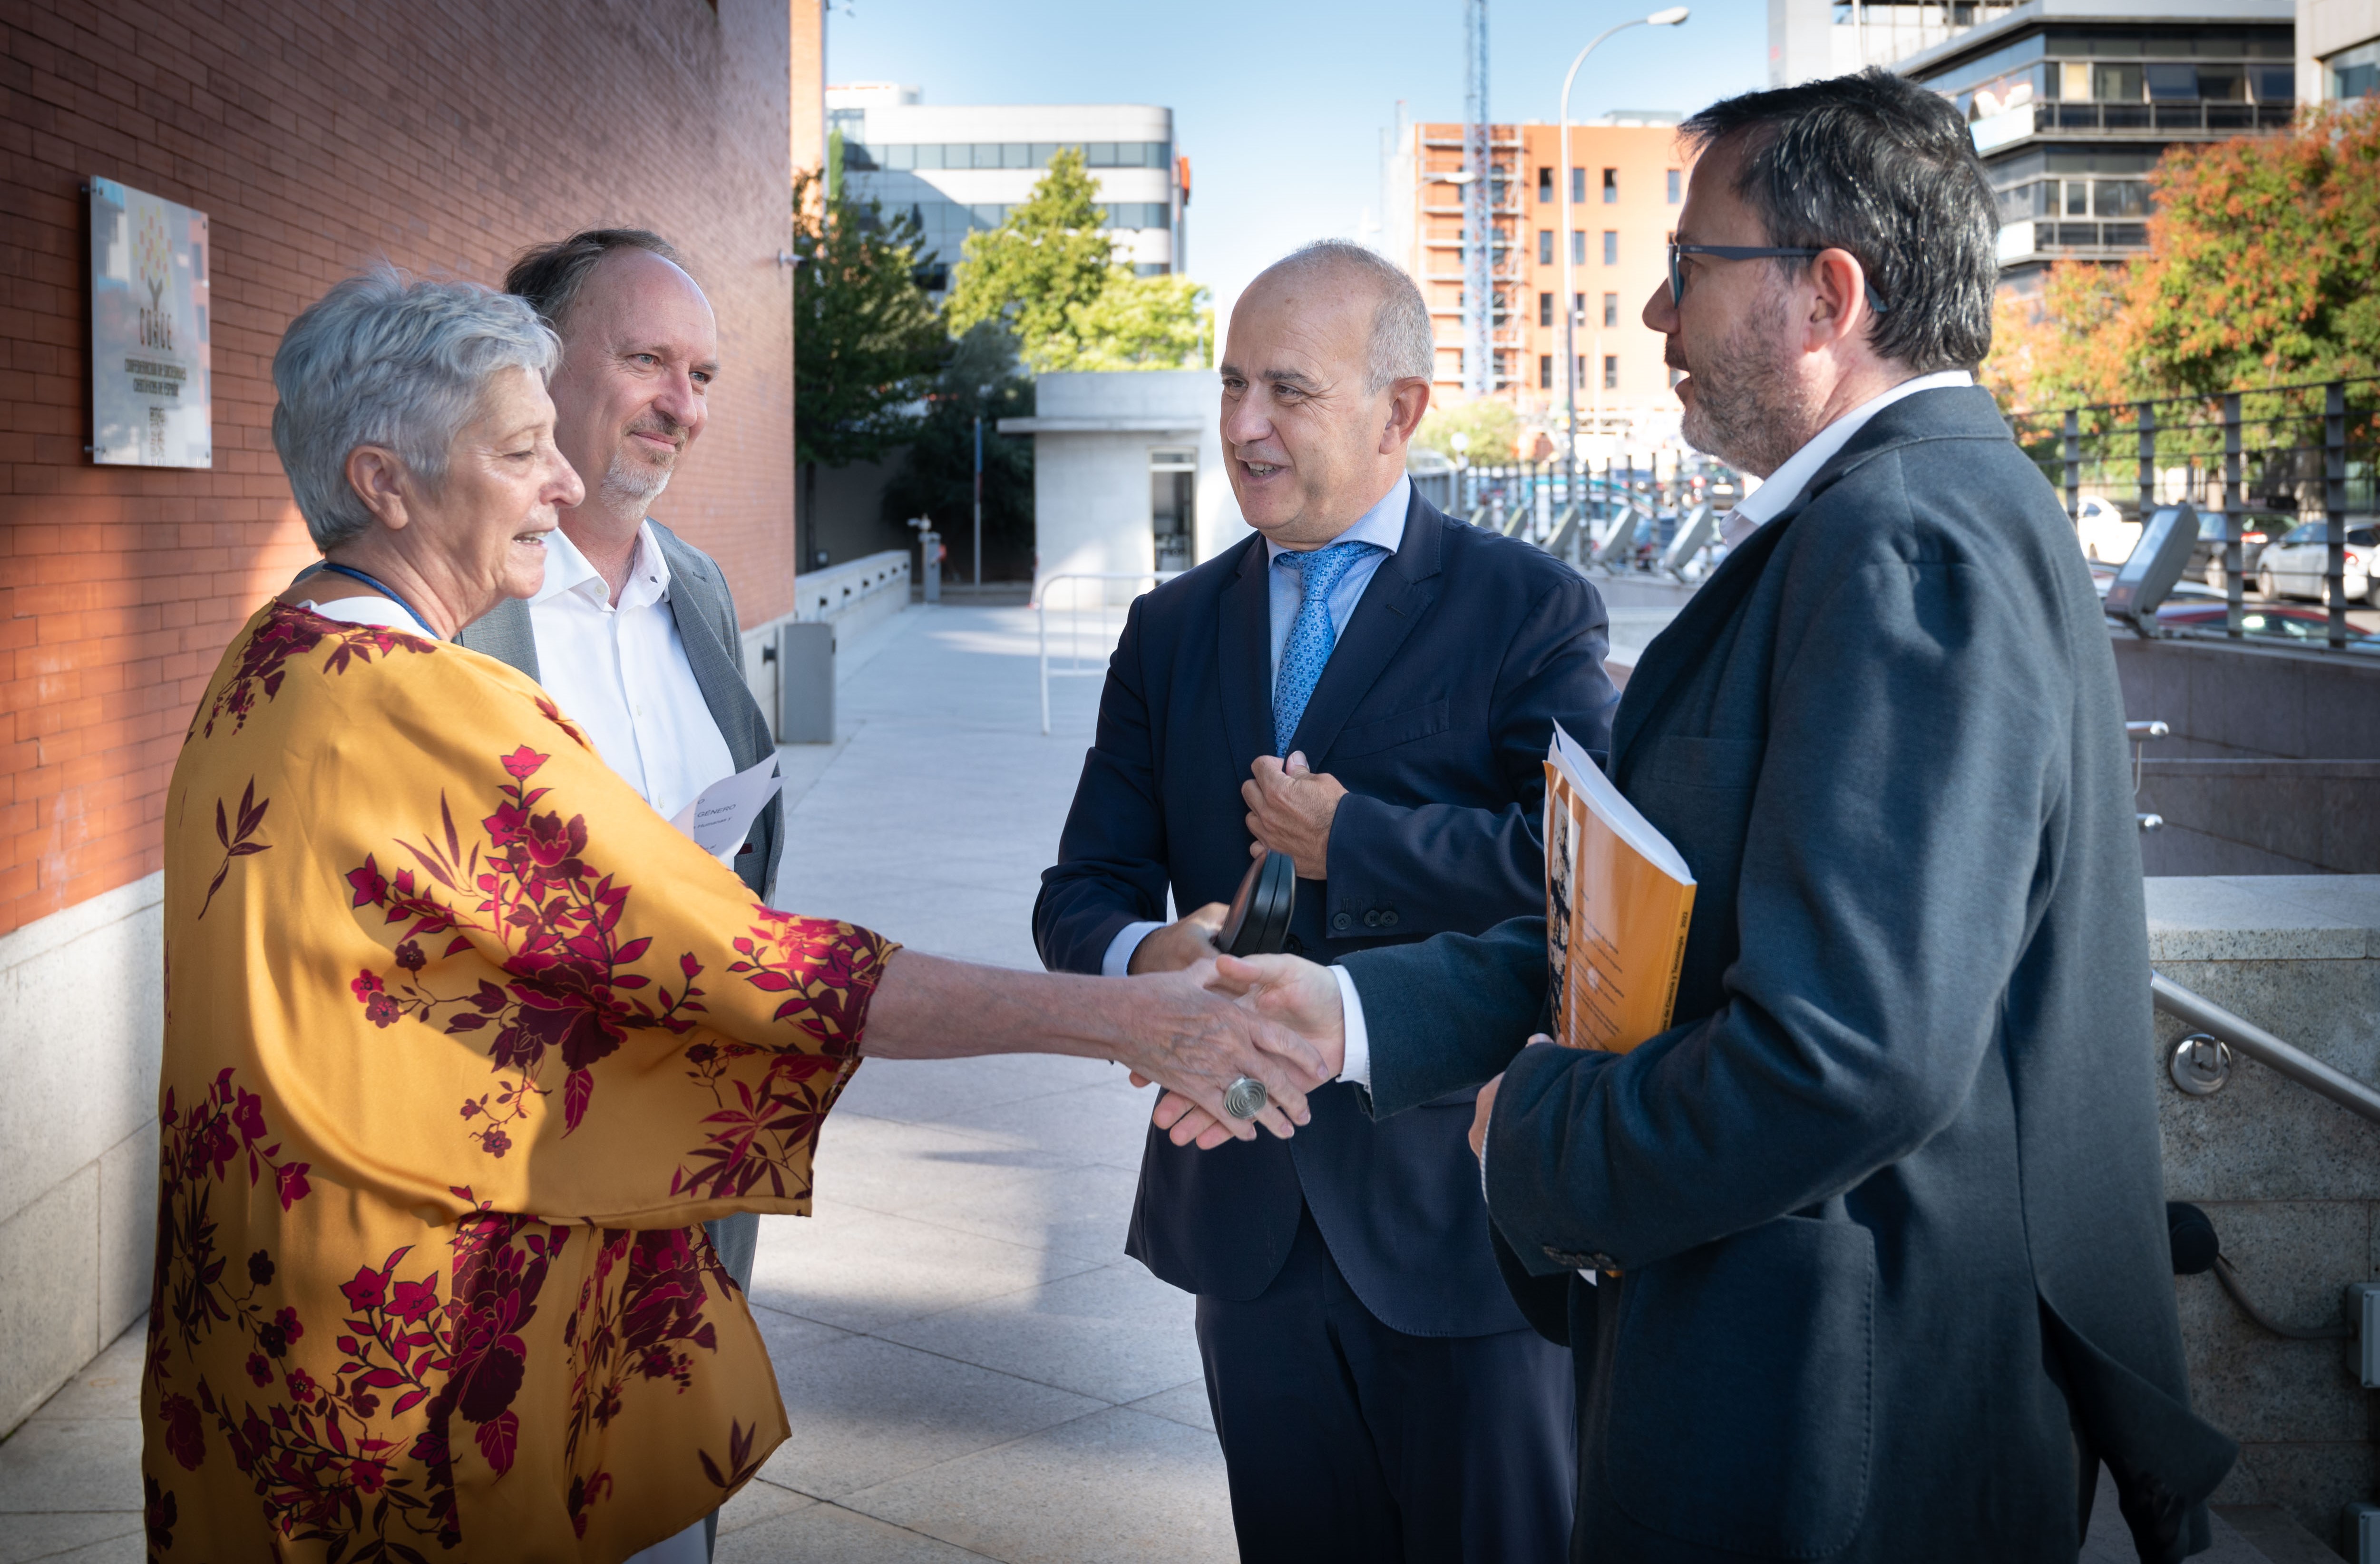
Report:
1679,68,1998,371
503,228,684,331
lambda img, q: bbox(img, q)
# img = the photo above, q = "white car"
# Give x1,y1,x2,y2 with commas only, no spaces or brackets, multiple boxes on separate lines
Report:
2255,520,2379,606
2073,496,2141,562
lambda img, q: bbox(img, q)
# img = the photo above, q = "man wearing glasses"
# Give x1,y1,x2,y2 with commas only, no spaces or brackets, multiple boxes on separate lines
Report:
1170,68,2232,1562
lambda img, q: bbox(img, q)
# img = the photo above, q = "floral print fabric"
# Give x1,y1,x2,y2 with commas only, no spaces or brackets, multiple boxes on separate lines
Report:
146,602,893,1561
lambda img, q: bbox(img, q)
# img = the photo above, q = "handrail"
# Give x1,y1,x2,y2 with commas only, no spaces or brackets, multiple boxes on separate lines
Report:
2151,971,2380,1127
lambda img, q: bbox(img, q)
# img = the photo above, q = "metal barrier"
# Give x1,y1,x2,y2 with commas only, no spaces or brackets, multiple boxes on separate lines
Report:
2152,970,2380,1128
1034,571,1178,735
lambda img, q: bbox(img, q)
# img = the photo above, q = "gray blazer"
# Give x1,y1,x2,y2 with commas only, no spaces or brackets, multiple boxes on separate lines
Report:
457,520,783,903
1344,387,2232,1563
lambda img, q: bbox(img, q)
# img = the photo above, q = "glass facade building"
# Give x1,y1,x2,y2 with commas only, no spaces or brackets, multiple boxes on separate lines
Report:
1900,8,2296,284
826,94,1184,295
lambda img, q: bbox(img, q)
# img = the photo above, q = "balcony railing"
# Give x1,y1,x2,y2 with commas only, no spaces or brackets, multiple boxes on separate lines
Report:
2027,100,2294,136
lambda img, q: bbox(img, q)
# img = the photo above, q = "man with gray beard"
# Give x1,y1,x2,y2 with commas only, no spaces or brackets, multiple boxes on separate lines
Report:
459,228,782,1564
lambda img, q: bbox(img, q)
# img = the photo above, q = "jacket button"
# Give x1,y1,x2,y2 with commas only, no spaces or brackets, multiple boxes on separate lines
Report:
1380,908,1398,926
1362,910,1380,928
1332,911,1352,931
1284,934,1305,956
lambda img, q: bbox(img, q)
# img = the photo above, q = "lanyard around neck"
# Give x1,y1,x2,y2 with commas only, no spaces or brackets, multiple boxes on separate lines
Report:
314,563,440,640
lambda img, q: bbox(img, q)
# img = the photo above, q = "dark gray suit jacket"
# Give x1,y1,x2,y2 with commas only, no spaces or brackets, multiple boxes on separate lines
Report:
457,520,783,903
1344,387,2233,1563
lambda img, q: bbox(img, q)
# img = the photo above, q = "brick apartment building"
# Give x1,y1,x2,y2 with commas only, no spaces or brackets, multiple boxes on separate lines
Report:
1388,116,1693,447
0,0,822,1429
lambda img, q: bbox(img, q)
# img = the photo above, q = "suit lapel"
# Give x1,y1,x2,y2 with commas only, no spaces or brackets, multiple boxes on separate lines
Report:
1608,515,1785,766
455,596,542,682
652,528,769,771
1217,536,1273,777
1292,491,1443,766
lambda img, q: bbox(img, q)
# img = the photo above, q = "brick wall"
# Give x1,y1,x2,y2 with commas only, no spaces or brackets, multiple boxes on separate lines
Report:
0,0,800,939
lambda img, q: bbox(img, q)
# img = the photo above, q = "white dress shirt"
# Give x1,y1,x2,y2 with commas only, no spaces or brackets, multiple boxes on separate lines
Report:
1346,371,1976,1107
525,521,736,823
1099,476,1413,988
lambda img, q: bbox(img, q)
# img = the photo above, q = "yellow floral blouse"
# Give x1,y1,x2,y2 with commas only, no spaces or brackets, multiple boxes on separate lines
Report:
143,601,895,1561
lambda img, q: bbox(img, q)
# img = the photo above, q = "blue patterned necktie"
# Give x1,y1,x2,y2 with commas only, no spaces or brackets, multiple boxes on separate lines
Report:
1272,539,1386,755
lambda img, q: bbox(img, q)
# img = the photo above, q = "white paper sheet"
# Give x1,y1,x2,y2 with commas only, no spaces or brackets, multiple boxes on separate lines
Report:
668,752,783,864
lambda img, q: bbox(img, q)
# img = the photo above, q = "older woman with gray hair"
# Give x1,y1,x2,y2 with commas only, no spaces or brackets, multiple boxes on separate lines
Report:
145,269,1323,1562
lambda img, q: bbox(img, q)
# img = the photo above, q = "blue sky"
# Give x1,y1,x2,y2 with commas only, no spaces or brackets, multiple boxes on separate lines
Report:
826,0,1768,328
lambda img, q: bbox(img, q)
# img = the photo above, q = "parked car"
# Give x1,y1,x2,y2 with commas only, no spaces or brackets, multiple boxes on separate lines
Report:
2153,599,2380,644
2073,496,2140,562
2189,509,2296,590
2254,520,2380,606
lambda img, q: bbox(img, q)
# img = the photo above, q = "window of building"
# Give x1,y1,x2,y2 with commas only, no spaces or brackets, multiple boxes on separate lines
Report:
1540,354,1554,389
1602,168,1618,204
2330,41,2380,99
1602,293,1619,327
1572,291,1584,324
1603,231,1619,265
1539,230,1553,265
1151,449,1195,573
1576,355,1587,387
1492,349,1511,385
1539,291,1554,327
1570,230,1586,265
2092,63,2143,101
1666,168,1681,204
1538,166,1553,202
1571,167,1586,204
1603,355,1619,390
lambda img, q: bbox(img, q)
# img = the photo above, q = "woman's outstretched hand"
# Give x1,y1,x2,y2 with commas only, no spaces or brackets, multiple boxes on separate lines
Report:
858,949,1329,1141
1137,952,1348,1150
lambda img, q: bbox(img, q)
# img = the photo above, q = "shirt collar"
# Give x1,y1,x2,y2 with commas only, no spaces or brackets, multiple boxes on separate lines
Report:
1722,371,1973,545
530,518,673,610
1264,473,1412,565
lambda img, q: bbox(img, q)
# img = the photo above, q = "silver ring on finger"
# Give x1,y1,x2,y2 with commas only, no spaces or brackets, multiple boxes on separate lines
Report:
1222,1075,1268,1120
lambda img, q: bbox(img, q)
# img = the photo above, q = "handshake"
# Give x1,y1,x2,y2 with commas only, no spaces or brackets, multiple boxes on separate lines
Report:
1121,903,1345,1151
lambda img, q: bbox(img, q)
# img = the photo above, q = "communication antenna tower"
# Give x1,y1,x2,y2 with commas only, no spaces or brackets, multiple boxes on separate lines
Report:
1463,0,1492,398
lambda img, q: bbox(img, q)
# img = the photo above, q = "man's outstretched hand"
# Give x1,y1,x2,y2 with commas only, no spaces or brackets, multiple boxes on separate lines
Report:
1139,952,1348,1150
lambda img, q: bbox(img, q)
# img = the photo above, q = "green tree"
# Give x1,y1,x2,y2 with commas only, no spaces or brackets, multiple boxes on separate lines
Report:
792,168,947,561
944,148,1115,373
946,147,1211,372
1066,272,1213,371
880,323,1037,582
1413,395,1522,463
1985,108,2380,411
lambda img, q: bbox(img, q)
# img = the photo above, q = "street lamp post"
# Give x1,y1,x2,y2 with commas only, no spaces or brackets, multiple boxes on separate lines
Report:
1560,7,1689,508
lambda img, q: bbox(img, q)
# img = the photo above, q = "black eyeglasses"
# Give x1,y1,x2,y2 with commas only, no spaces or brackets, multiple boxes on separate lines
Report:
1668,239,1889,315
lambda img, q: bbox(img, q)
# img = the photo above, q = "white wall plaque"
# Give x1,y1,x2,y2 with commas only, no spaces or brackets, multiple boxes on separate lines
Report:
89,177,212,468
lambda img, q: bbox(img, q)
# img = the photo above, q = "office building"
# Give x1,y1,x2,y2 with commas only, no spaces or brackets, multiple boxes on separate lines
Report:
2300,0,2380,101
1386,116,1689,441
826,87,1186,293
1772,0,2297,289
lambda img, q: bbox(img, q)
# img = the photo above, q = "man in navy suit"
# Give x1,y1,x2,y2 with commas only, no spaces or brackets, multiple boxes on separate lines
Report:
1034,240,1617,1562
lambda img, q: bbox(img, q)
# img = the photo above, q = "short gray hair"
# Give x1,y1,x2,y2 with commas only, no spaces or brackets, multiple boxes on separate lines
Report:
1272,240,1435,394
271,268,560,551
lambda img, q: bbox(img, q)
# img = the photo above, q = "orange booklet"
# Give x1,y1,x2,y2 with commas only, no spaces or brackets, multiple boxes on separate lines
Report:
1543,721,1697,1053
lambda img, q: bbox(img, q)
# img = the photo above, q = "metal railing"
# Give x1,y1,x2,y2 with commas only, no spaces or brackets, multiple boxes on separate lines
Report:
1033,571,1177,735
2153,970,2380,1128
2009,376,2379,650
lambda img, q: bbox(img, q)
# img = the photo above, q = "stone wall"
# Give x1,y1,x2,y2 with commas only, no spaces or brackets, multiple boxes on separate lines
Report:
2147,874,2380,1548
0,872,161,1430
